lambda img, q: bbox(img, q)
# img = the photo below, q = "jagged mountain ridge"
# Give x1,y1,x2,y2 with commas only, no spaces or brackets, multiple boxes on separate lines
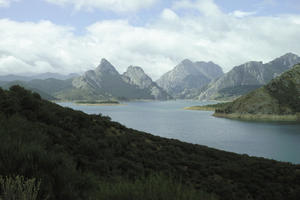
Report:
198,53,300,100
122,66,172,100
71,59,171,100
156,59,224,98
0,59,171,101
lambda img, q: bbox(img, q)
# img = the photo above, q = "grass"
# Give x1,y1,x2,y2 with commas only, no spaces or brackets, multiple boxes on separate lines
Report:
97,175,218,200
0,176,41,200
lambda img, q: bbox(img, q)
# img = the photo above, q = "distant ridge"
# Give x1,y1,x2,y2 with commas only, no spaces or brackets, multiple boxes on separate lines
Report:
69,59,171,100
0,72,79,82
157,59,224,98
198,53,300,101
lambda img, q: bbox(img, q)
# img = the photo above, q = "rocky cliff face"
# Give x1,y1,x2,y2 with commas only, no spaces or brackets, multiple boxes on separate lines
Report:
156,59,223,98
72,58,122,91
215,64,300,119
72,59,171,100
122,66,172,100
122,66,153,89
198,53,300,101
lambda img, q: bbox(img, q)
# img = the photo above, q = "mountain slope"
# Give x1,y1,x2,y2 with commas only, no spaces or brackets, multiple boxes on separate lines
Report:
1,80,57,100
199,53,300,100
0,86,300,200
122,66,172,100
214,64,300,121
0,73,79,82
157,59,223,98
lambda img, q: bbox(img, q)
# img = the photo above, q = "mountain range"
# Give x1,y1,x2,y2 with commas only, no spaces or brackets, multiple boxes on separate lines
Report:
70,59,171,100
1,53,299,101
0,59,171,101
198,53,300,100
157,59,224,98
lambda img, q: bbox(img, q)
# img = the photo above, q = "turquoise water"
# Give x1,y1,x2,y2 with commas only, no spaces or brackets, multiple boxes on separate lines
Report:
59,101,300,164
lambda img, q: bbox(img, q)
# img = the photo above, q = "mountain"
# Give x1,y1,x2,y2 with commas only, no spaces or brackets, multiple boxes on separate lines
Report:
70,59,170,100
156,59,223,98
214,63,300,121
0,80,57,100
0,78,74,100
198,53,300,100
1,86,300,200
122,66,172,100
0,72,79,82
0,59,171,101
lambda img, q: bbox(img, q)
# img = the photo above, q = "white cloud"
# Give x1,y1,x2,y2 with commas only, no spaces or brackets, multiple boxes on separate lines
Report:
44,0,158,12
0,0,19,7
161,9,179,21
1,0,300,79
172,0,222,17
230,10,256,18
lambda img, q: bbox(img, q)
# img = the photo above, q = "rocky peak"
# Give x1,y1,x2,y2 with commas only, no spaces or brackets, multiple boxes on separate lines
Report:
122,66,153,89
95,58,119,76
180,59,194,66
269,53,300,68
194,61,224,79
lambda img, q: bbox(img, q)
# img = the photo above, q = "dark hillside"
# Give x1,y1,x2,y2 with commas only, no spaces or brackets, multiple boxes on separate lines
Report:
0,86,299,200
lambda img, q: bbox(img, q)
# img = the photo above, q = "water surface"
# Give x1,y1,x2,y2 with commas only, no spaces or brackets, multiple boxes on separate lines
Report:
59,101,300,164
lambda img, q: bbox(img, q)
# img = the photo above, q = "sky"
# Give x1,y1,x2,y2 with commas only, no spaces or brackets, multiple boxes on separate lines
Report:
0,0,300,80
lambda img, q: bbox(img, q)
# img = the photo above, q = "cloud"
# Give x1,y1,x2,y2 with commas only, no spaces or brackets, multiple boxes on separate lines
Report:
1,0,300,79
230,10,256,18
0,0,19,7
172,0,222,17
44,0,158,12
161,9,179,21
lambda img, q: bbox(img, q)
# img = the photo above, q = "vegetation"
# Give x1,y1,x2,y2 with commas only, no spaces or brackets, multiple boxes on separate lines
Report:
215,64,300,121
185,102,231,111
97,175,217,200
216,85,263,100
0,176,41,200
0,86,300,200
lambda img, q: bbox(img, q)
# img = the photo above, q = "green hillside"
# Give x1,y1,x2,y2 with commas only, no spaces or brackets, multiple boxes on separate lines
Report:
1,80,57,100
214,64,300,121
0,86,300,200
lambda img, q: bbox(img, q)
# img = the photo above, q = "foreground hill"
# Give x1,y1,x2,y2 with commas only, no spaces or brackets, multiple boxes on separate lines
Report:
157,59,223,98
199,53,300,100
214,64,300,121
0,86,300,200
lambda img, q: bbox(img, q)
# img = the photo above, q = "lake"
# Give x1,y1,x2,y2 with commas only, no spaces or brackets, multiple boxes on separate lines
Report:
58,100,300,164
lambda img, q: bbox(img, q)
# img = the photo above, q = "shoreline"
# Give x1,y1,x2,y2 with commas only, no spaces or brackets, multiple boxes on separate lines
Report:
74,103,125,106
184,106,215,111
213,112,300,122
